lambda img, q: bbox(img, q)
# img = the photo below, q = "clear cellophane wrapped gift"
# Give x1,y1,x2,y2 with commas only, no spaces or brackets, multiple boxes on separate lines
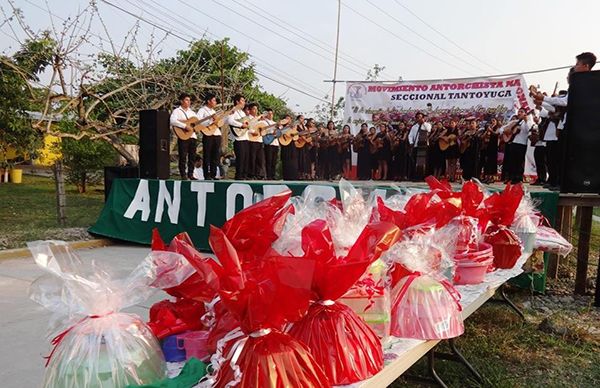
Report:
287,219,400,385
381,227,464,340
28,240,193,388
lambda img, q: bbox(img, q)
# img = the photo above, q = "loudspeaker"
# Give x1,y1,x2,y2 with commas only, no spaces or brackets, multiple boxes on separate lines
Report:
561,70,600,193
104,165,139,201
139,109,170,179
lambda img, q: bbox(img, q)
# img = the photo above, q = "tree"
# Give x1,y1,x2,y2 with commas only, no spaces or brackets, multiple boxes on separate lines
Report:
58,120,116,193
1,4,291,165
0,31,55,161
312,95,345,127
366,64,386,81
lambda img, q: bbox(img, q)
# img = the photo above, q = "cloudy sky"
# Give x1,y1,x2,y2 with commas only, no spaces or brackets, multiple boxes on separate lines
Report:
2,0,597,114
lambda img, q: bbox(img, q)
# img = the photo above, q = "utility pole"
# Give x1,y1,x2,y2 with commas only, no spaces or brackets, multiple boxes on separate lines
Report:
330,0,341,121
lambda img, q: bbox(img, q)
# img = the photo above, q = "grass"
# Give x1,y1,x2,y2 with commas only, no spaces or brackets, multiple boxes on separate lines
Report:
391,302,600,387
0,174,105,249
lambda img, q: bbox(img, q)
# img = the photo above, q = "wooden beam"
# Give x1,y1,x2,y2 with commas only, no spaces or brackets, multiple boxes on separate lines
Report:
574,206,593,295
595,248,600,307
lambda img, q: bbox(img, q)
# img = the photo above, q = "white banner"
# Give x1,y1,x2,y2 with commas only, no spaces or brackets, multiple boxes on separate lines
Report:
343,75,537,176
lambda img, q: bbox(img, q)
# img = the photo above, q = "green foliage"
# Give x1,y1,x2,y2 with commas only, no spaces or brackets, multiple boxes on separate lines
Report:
59,120,116,193
0,31,55,159
245,85,293,118
312,95,345,127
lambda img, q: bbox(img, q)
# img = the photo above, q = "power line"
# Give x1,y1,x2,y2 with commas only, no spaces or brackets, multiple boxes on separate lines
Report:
325,62,582,83
244,0,384,75
341,2,472,75
127,0,325,97
392,0,503,73
212,0,366,78
227,0,382,78
99,0,329,103
135,0,328,97
365,0,488,74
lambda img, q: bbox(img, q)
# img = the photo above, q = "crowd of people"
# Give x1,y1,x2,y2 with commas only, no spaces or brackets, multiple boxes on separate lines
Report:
168,52,596,190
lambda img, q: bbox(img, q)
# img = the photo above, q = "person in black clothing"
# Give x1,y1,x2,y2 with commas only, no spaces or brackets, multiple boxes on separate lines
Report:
376,123,392,180
460,118,481,181
296,115,309,179
428,121,445,179
353,123,371,180
442,119,460,182
340,124,353,178
280,116,298,180
368,126,379,179
395,121,409,181
480,118,500,183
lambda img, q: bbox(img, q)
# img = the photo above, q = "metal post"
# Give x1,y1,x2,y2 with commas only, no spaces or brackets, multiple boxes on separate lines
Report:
330,0,341,121
53,160,67,226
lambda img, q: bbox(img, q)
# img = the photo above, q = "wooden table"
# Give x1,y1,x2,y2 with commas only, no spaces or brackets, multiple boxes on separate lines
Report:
556,193,600,306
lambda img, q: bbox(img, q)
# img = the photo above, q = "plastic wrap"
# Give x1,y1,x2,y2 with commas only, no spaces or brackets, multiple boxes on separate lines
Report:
148,299,205,340
390,273,464,339
28,240,191,388
484,225,523,269
339,259,390,339
288,220,401,385
482,183,524,227
510,194,539,255
205,225,329,388
534,226,573,256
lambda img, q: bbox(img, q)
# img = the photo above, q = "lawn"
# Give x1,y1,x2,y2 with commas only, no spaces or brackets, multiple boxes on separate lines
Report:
0,174,105,249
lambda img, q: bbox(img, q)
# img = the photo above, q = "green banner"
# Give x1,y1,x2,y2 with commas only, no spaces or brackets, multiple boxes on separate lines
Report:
90,179,558,253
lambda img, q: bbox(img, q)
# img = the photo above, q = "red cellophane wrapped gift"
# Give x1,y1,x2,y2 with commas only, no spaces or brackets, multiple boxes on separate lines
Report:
288,219,400,385
205,199,330,388
485,225,523,269
150,230,234,351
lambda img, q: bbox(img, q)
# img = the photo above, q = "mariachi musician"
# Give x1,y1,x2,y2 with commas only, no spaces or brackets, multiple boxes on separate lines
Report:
196,93,221,180
408,112,432,181
459,117,481,181
353,123,371,180
502,108,533,184
169,93,198,180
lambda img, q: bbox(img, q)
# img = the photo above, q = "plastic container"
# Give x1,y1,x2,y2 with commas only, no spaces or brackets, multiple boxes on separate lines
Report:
10,168,22,183
454,242,493,262
161,334,186,362
454,256,493,285
390,275,463,340
177,330,210,361
514,230,536,256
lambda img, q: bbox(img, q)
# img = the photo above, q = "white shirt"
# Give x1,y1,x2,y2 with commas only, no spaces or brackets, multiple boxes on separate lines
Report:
249,116,263,143
539,108,558,142
512,115,534,145
192,167,205,180
264,118,279,146
170,107,198,139
196,106,221,136
544,94,568,130
227,109,248,141
408,122,432,147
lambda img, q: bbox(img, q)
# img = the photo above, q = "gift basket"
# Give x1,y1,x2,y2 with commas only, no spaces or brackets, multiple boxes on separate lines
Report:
287,219,400,385
381,227,464,340
482,184,525,269
511,194,540,255
28,240,192,388
204,224,329,388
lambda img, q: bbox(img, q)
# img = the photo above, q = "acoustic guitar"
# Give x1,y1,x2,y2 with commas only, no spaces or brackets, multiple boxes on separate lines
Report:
438,133,457,151
278,123,300,146
230,115,261,138
247,118,290,142
172,110,227,140
294,130,317,148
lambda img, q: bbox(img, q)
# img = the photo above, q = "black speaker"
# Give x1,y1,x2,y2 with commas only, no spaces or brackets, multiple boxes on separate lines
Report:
104,165,139,201
561,70,600,193
139,109,170,179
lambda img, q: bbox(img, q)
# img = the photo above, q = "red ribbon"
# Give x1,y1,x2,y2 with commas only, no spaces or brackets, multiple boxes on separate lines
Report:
44,313,110,367
351,275,385,312
393,272,462,312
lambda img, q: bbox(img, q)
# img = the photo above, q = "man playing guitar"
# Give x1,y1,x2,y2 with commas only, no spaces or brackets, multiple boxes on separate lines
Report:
169,93,198,180
197,93,221,180
503,107,533,183
226,94,250,180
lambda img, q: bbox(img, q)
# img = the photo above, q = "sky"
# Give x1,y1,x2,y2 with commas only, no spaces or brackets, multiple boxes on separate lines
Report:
1,0,598,115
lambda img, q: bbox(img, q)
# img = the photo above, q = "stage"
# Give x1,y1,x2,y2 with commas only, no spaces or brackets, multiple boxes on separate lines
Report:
89,178,559,251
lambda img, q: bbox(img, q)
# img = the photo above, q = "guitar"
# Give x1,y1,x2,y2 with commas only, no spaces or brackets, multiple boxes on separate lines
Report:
172,110,227,140
459,129,478,154
278,123,301,146
248,118,291,142
294,129,319,148
230,115,262,138
438,131,458,151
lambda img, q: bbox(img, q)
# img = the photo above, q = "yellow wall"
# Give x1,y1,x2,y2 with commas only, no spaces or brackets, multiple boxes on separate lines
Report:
0,135,62,166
